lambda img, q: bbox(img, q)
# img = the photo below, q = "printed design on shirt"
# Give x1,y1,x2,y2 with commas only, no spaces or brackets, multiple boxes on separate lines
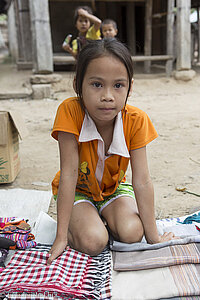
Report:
76,161,91,191
118,169,125,183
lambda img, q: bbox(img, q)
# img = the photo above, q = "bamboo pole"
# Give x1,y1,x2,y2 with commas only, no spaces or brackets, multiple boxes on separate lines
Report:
198,6,200,63
166,0,175,76
144,0,153,73
53,54,173,63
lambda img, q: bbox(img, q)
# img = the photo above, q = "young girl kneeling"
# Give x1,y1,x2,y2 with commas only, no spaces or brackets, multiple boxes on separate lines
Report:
48,39,176,263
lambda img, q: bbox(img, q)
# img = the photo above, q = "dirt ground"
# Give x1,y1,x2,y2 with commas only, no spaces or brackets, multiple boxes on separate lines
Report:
0,58,200,220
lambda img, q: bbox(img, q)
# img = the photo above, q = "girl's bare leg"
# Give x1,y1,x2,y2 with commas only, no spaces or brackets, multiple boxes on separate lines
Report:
101,196,144,243
68,202,109,256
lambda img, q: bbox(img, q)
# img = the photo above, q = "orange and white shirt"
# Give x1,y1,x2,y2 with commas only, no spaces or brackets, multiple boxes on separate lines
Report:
51,97,158,201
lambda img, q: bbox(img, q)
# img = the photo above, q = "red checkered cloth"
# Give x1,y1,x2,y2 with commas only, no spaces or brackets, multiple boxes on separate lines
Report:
0,245,112,299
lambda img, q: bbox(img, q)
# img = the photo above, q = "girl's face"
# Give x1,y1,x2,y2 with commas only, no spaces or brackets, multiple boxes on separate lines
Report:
76,16,90,34
81,55,131,127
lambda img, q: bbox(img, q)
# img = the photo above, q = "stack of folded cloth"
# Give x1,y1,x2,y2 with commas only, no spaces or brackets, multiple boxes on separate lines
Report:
111,211,200,300
0,217,37,250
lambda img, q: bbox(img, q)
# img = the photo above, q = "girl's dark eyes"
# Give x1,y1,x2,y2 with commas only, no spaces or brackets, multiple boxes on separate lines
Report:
115,83,123,89
91,82,123,88
92,82,102,88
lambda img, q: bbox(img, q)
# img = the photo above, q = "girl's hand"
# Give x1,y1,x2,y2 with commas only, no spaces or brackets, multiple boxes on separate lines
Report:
158,232,180,243
62,44,77,59
62,43,72,53
78,8,88,17
47,238,68,265
146,232,180,244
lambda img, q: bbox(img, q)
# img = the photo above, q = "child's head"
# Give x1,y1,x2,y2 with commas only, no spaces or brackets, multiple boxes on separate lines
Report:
101,19,118,38
74,39,133,109
74,6,93,34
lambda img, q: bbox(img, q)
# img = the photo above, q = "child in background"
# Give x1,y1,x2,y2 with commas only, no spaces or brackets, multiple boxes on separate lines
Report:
101,19,118,38
48,39,177,264
63,6,101,59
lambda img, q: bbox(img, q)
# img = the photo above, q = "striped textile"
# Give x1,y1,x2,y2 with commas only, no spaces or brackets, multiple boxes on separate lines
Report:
112,213,200,300
16,240,37,250
0,245,112,299
162,296,200,300
170,264,200,297
113,243,200,271
86,246,112,299
0,217,18,223
0,233,29,242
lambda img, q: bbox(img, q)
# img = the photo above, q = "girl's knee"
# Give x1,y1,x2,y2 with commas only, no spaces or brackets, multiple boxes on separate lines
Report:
116,214,144,244
82,228,109,256
72,227,109,256
123,222,144,243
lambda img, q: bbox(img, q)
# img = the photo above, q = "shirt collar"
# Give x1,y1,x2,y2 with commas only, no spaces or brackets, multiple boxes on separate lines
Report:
79,111,130,158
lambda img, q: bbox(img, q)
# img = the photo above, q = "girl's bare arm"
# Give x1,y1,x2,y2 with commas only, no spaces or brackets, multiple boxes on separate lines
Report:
78,8,102,31
130,146,175,244
47,132,79,264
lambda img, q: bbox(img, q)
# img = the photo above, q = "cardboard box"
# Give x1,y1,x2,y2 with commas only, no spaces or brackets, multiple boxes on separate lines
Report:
0,111,28,183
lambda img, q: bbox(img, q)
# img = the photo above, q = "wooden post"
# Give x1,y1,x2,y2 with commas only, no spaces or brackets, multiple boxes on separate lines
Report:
14,0,32,69
7,1,18,60
144,0,153,73
198,6,200,63
29,0,53,74
176,0,191,70
166,0,175,76
127,2,136,55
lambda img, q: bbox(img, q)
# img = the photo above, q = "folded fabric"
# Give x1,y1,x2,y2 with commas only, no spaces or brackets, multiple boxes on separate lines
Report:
111,212,200,300
0,217,20,224
0,244,112,299
0,220,31,234
162,297,200,300
0,232,30,242
33,211,57,244
113,243,200,271
110,223,200,252
0,217,36,250
112,264,200,300
158,223,200,236
110,235,200,252
16,240,37,250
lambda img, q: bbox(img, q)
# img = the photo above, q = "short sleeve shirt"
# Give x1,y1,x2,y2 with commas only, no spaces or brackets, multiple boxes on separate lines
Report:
72,25,101,53
51,97,158,201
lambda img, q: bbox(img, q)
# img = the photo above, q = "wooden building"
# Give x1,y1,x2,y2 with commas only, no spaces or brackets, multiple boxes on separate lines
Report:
7,0,199,76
